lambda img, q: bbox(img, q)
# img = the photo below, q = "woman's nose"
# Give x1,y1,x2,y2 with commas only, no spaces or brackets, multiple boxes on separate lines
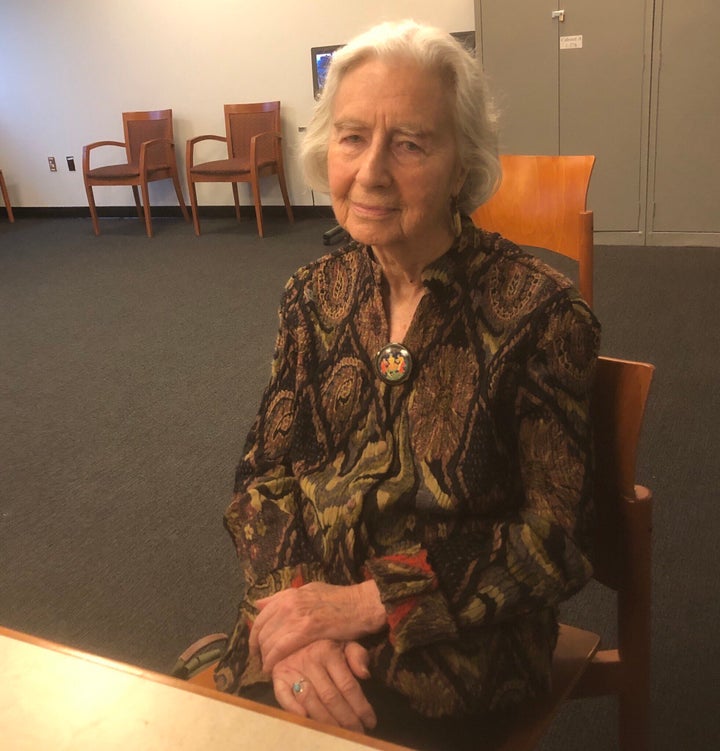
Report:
356,141,392,187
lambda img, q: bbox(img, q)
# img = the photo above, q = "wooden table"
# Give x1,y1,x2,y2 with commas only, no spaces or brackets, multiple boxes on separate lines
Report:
0,626,411,751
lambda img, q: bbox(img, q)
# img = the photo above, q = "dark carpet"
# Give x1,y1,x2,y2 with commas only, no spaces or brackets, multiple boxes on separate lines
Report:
1,214,718,750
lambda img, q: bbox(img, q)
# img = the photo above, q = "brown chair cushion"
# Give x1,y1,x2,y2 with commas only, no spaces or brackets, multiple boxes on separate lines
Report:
190,158,248,176
86,163,140,180
87,163,171,180
189,157,275,176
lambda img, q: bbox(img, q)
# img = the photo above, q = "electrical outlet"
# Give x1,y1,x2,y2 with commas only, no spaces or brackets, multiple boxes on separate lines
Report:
66,156,76,172
48,156,57,172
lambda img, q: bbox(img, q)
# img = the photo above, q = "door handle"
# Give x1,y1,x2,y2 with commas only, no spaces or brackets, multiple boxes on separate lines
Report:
551,9,565,22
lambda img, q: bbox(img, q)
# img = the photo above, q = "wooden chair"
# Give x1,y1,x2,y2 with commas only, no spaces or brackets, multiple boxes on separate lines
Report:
82,109,190,237
171,632,228,688
493,355,655,751
177,356,654,751
471,155,595,307
186,102,294,238
0,169,14,222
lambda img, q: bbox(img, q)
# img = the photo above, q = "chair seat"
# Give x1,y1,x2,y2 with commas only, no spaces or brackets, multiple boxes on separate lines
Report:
86,163,140,180
490,624,600,751
189,157,274,176
87,163,172,180
187,662,219,690
552,624,601,697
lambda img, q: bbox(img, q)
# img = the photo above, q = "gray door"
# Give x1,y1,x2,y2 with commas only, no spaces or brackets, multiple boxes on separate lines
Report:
477,1,560,155
476,0,653,239
649,0,720,239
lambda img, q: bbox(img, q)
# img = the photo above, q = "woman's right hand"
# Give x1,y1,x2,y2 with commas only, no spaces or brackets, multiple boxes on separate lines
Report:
270,639,377,734
251,580,386,672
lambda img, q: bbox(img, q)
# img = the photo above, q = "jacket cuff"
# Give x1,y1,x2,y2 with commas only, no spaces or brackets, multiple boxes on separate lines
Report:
364,548,458,653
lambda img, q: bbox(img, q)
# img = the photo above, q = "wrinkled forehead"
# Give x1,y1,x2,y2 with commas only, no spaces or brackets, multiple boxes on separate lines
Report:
332,56,458,133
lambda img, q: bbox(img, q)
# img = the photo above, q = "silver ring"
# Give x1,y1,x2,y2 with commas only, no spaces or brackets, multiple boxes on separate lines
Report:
292,678,307,696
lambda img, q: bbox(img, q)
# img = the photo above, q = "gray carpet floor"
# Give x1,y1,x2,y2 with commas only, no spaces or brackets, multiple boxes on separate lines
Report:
1,213,719,749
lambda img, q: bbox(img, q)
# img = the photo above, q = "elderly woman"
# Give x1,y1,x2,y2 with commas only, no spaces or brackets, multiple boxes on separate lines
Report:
214,19,600,751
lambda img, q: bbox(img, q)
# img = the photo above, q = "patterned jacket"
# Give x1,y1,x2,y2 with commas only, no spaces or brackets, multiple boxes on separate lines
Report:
215,219,601,718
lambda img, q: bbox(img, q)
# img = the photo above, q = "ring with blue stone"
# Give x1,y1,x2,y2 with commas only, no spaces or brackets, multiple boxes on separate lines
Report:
292,678,307,695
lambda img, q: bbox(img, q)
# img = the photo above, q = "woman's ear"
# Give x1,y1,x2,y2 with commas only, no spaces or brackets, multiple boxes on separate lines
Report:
454,165,469,196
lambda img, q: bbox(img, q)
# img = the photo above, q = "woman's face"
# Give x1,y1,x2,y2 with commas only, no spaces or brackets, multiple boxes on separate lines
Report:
327,57,465,258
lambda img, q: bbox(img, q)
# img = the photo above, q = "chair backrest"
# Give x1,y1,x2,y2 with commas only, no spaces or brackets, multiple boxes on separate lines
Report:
122,109,174,168
224,102,281,163
471,155,595,306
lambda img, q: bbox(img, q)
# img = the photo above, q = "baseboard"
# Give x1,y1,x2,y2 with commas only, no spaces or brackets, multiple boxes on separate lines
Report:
645,231,720,247
7,205,335,220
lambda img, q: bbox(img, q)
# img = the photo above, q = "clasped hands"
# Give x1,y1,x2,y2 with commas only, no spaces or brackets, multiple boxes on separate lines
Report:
249,580,386,733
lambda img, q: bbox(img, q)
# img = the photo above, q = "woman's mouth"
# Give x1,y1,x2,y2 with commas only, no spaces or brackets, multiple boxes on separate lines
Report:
350,201,397,219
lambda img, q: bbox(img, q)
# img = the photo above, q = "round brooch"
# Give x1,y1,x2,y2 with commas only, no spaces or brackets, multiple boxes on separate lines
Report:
375,343,413,385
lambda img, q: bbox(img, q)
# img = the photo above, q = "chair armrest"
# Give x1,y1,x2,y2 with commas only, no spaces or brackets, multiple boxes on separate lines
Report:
249,130,281,167
138,137,175,171
185,134,226,168
82,140,126,172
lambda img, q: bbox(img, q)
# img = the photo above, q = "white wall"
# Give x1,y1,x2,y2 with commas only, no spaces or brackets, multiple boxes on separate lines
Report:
0,1,474,209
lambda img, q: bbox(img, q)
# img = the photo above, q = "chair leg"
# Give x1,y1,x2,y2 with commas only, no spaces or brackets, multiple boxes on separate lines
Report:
132,186,144,220
619,683,650,751
189,181,201,236
1,171,15,223
250,178,264,238
171,167,190,222
84,182,101,236
140,181,153,238
231,183,242,222
276,167,294,224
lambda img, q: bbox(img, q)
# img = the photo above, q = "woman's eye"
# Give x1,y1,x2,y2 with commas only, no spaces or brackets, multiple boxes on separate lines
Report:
341,134,362,145
395,140,422,155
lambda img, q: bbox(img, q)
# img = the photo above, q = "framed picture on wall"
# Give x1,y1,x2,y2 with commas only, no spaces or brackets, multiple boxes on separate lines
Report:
311,45,343,99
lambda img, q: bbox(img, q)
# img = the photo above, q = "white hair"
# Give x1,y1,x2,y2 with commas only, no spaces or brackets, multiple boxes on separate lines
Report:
300,19,501,214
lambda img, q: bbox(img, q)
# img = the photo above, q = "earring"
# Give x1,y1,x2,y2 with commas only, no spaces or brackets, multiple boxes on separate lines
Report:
451,196,462,237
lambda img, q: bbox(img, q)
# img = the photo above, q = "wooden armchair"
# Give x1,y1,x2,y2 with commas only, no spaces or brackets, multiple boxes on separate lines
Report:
1,169,14,222
471,155,595,307
82,109,190,237
492,355,655,751
186,102,294,238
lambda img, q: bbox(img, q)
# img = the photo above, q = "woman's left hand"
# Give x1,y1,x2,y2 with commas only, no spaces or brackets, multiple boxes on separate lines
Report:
250,580,386,672
271,639,377,733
